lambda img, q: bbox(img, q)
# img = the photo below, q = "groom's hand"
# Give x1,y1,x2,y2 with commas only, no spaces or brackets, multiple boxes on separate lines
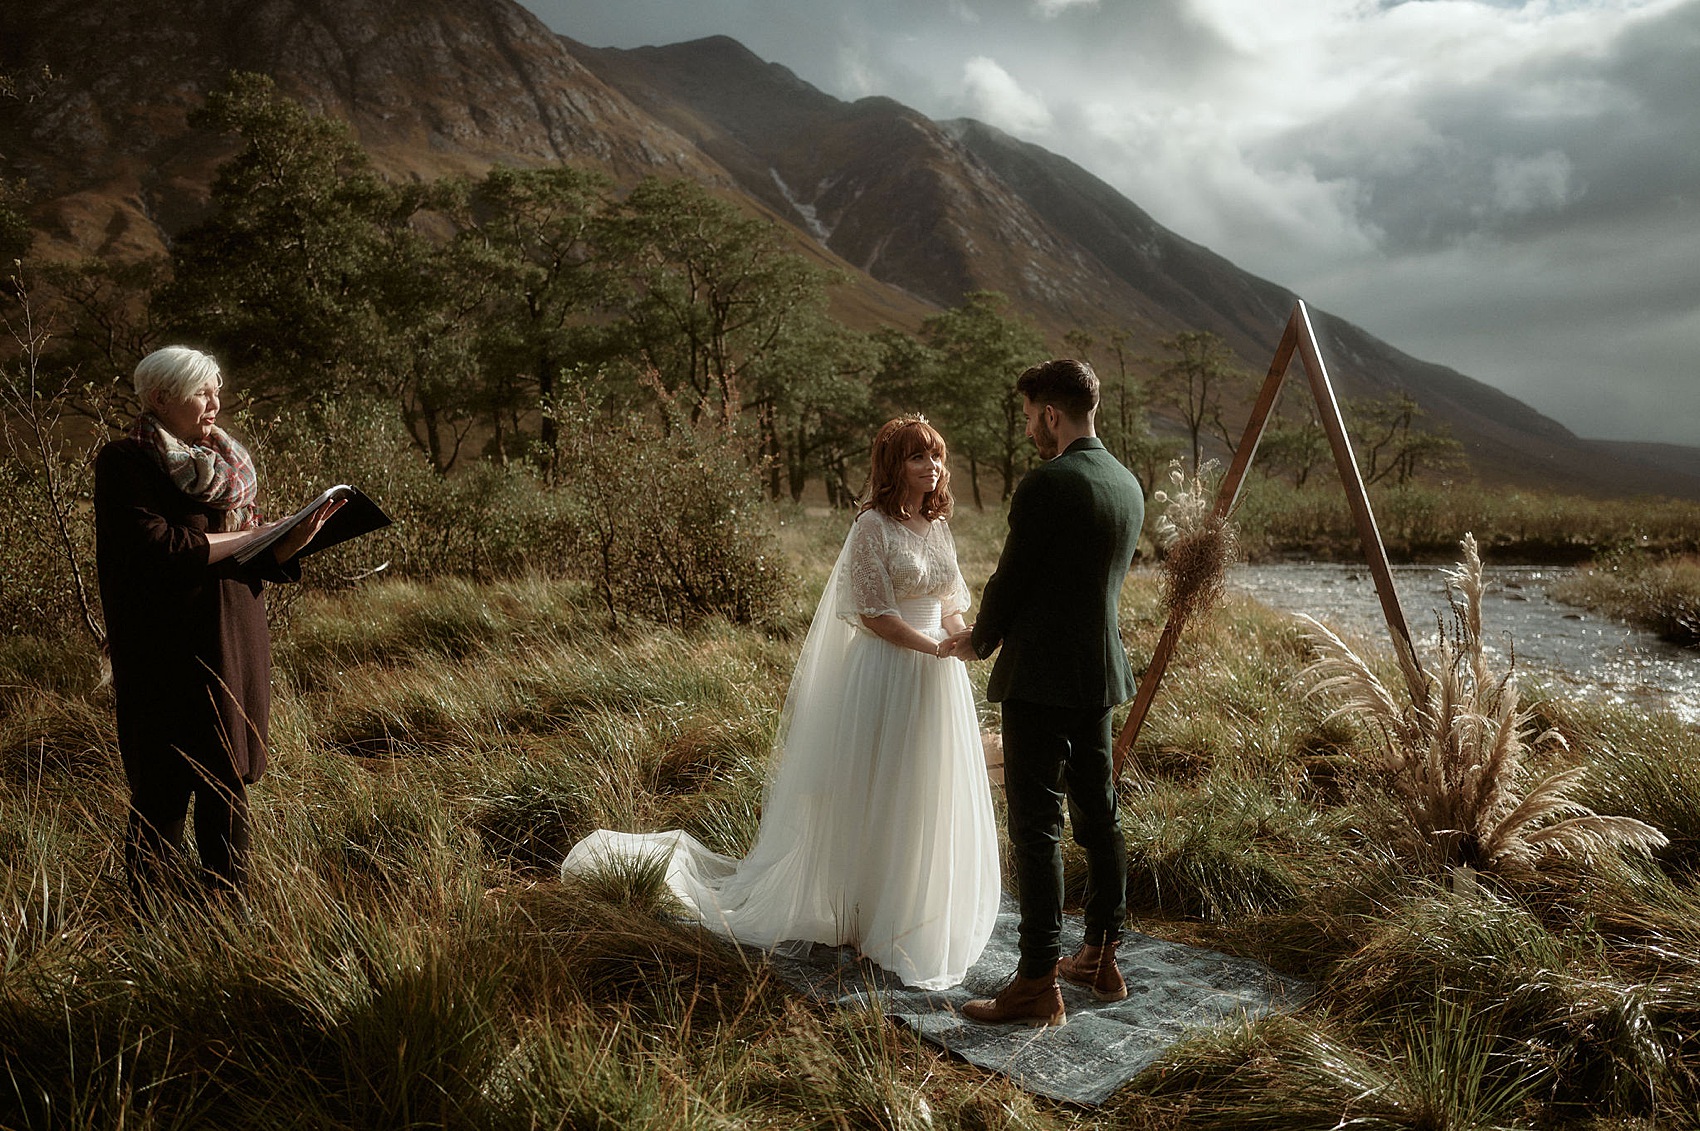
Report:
940,630,976,660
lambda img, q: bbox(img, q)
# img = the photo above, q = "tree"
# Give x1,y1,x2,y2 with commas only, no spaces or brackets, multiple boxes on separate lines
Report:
750,314,879,502
604,178,826,427
919,292,1047,507
159,74,497,470
1348,392,1466,486
1069,323,1178,490
156,72,402,402
35,256,166,392
1259,390,1332,488
462,164,613,471
1153,329,1247,472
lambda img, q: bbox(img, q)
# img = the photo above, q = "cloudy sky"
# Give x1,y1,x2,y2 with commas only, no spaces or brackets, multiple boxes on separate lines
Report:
520,0,1700,448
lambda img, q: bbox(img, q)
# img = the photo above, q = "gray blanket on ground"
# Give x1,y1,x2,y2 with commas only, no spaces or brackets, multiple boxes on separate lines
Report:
769,898,1309,1106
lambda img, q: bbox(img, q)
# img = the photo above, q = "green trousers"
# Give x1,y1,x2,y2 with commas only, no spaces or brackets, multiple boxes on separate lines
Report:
1000,698,1128,979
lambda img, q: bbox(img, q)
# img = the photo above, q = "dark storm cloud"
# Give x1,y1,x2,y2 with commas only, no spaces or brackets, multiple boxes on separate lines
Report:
1269,0,1700,253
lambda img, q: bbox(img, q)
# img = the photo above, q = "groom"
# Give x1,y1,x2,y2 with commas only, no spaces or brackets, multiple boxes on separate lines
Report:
945,358,1144,1027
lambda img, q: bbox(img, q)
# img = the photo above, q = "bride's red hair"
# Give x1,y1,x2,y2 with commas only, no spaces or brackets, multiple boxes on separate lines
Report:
862,416,954,521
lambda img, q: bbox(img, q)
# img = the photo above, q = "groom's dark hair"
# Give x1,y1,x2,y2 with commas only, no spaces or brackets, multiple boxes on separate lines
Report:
1016,359,1099,422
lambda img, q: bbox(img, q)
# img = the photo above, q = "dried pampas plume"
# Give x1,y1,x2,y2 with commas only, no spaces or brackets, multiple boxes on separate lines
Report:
1151,459,1241,624
1298,533,1668,882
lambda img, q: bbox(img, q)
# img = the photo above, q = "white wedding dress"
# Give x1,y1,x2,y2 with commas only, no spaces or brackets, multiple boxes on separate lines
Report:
562,510,1001,989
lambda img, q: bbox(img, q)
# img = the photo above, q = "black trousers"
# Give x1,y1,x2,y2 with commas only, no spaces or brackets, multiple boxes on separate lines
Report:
123,745,250,897
1000,698,1127,979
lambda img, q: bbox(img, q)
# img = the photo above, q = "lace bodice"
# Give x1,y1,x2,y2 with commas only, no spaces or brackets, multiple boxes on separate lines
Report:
836,510,971,627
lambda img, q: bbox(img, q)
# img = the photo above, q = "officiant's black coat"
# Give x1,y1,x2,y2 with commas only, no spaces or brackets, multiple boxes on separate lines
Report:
971,437,1144,707
95,438,295,790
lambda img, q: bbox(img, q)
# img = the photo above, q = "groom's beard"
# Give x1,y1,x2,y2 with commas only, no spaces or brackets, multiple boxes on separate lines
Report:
1031,415,1060,460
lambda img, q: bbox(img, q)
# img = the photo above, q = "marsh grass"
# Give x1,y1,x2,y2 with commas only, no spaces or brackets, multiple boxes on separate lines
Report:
1553,554,1700,647
4,508,1700,1127
1120,780,1329,920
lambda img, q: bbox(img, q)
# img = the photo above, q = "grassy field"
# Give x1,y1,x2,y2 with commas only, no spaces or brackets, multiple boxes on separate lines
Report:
3,504,1700,1129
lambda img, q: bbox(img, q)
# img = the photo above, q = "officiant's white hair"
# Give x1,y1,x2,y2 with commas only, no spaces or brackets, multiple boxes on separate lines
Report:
133,346,223,408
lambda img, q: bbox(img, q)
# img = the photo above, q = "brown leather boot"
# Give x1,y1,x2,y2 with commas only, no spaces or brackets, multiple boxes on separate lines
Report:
1058,938,1127,1002
960,969,1066,1027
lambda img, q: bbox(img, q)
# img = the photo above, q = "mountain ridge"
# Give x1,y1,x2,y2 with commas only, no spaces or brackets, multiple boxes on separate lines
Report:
4,0,1696,499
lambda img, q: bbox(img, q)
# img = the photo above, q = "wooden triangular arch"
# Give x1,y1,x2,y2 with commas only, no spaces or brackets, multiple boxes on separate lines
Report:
1112,299,1427,777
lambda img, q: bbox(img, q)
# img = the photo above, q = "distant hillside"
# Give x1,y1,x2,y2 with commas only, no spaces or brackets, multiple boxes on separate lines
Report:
4,0,1697,499
1595,441,1700,488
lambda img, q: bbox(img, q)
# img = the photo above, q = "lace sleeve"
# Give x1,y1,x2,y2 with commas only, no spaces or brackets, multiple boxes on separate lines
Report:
940,521,971,619
836,513,900,625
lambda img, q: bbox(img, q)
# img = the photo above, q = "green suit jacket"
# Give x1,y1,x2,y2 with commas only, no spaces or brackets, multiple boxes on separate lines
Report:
971,437,1145,708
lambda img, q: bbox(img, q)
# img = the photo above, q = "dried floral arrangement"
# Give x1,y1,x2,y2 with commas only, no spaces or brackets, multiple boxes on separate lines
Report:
1150,459,1242,625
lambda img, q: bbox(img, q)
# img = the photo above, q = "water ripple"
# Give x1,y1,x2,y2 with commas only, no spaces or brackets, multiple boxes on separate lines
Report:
1230,563,1700,726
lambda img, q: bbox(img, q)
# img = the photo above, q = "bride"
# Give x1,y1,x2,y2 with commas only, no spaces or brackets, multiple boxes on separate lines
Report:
562,416,1000,989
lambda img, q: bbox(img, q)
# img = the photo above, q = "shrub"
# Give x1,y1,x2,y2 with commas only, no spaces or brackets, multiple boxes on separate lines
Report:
246,396,557,585
0,444,100,640
556,401,796,631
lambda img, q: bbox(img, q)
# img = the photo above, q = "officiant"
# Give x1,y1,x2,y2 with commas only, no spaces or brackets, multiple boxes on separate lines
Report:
94,346,342,900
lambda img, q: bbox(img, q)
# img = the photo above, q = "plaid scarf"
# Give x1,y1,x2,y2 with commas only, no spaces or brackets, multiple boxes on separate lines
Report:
130,413,260,532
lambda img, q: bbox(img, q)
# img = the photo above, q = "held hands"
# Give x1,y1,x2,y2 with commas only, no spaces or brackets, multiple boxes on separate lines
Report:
935,629,977,661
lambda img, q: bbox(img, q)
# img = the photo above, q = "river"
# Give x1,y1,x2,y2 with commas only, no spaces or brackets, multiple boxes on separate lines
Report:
1229,563,1700,726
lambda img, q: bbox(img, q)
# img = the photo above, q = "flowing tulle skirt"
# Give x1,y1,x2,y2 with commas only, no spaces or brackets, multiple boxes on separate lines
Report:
563,600,1000,990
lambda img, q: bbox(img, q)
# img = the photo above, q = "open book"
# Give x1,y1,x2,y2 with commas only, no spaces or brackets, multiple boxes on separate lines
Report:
234,484,393,565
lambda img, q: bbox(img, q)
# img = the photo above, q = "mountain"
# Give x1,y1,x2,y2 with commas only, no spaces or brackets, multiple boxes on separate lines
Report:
1595,441,1700,488
4,0,1697,499
565,35,1700,500
0,0,732,260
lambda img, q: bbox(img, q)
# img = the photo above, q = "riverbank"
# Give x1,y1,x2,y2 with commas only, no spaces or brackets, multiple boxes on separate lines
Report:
3,512,1699,1127
1551,555,1700,648
1230,561,1700,724
1226,477,1700,565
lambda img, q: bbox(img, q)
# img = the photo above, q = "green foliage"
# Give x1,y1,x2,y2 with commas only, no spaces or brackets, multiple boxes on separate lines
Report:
556,399,796,630
460,163,615,468
907,291,1048,506
158,72,403,399
752,312,880,503
604,177,829,424
1120,781,1318,920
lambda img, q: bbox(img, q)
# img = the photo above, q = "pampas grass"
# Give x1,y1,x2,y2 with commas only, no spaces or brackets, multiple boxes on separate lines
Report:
1300,533,1667,882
